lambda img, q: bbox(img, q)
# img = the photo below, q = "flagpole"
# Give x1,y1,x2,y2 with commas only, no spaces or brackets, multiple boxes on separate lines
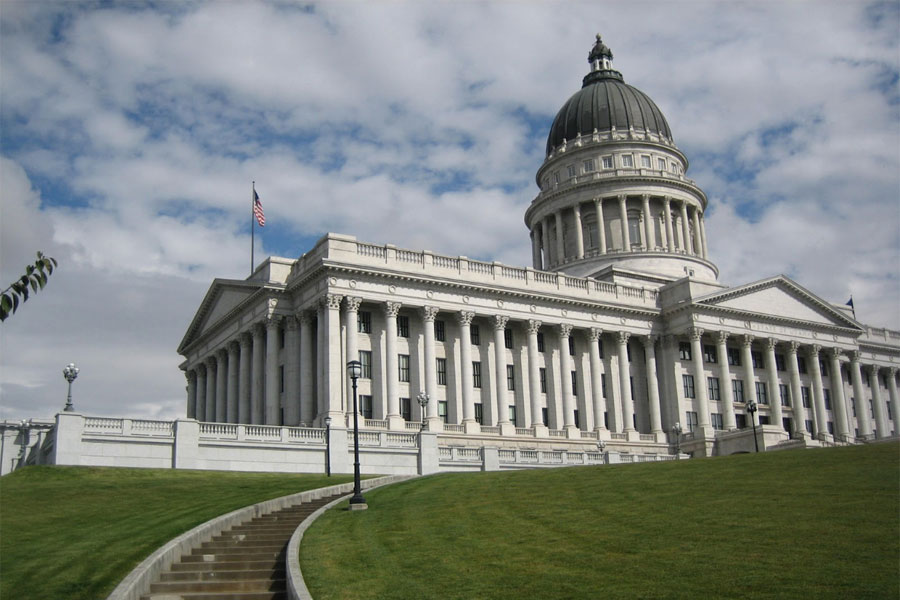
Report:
251,181,255,275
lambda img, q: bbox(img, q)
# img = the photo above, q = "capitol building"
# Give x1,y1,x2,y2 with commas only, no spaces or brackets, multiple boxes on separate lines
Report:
175,35,900,463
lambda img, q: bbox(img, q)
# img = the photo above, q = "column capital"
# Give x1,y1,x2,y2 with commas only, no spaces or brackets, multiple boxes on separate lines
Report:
217,348,228,360
572,203,581,215
345,296,362,312
456,310,474,327
239,331,252,346
663,195,672,206
807,344,821,358
617,330,631,344
493,315,509,331
765,337,778,351
641,334,657,348
284,315,299,331
296,309,314,325
888,366,897,376
687,327,704,341
185,370,196,382
321,294,343,310
385,301,402,318
558,323,573,338
228,339,240,353
527,319,542,334
642,193,650,201
849,349,861,363
787,340,801,354
588,327,602,342
716,331,729,345
265,314,282,330
828,347,843,360
864,363,879,375
422,306,439,322
205,355,217,368
740,334,754,348
251,321,266,337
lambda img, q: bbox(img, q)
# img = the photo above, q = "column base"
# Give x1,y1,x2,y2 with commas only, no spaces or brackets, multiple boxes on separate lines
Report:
565,425,580,440
463,420,482,435
498,422,516,436
386,415,407,431
533,424,549,438
426,417,444,433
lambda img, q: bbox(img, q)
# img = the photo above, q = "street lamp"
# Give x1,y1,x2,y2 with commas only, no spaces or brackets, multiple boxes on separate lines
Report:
346,360,366,509
596,439,606,463
747,400,760,453
672,422,682,459
324,416,332,477
416,391,429,431
63,363,79,412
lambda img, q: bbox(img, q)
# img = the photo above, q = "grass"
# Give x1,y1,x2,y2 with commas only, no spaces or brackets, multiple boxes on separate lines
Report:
301,442,900,600
0,466,353,600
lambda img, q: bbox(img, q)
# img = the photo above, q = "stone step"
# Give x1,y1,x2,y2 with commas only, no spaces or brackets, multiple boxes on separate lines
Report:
184,550,285,563
198,540,288,551
149,578,285,593
143,593,285,600
160,568,284,582
170,559,281,572
210,533,295,543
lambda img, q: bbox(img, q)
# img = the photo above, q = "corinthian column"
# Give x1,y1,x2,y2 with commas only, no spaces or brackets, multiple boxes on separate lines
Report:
664,197,675,253
238,332,251,424
849,351,872,437
298,311,315,426
493,315,510,427
617,331,635,432
345,297,362,419
807,346,828,439
588,328,606,432
689,328,710,428
594,198,607,254
527,320,545,430
643,335,663,434
786,341,806,437
457,311,476,432
573,204,585,259
715,332,735,430
558,324,576,430
195,365,207,422
887,368,899,437
251,323,265,424
829,349,850,440
227,341,239,424
321,294,344,424
740,336,758,422
869,366,888,438
763,338,783,428
384,302,403,429
555,211,565,264
185,370,197,420
423,306,440,427
679,201,691,254
205,356,217,422
642,194,653,250
618,195,630,250
265,316,281,425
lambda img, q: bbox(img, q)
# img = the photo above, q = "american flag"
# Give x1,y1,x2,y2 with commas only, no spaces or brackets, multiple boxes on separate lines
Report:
253,189,265,227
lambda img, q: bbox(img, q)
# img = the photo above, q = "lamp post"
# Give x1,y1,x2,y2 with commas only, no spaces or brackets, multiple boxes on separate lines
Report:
672,422,682,459
324,416,332,477
346,360,366,509
747,400,760,453
63,363,79,412
596,439,606,463
416,391,429,431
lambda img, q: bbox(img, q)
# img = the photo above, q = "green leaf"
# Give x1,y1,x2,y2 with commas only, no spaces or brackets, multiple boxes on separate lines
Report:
0,294,11,320
11,293,19,312
28,276,38,293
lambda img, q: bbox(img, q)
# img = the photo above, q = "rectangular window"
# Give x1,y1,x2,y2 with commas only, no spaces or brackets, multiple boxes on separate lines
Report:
851,399,856,417
797,356,807,374
670,162,678,173
359,350,372,379
470,324,481,346
751,351,763,369
436,357,447,386
508,405,517,424
536,332,545,352
472,361,482,388
679,342,692,361
567,164,577,178
704,345,717,363
683,374,695,398
360,395,373,419
474,403,483,425
735,413,747,429
640,155,651,168
539,367,547,393
685,411,699,433
708,377,720,401
601,373,607,398
358,311,372,334
397,315,410,338
758,415,771,425
574,410,580,429
400,397,411,421
732,379,744,403
507,364,515,391
779,383,790,406
597,338,604,358
827,421,834,435
775,354,786,371
571,370,577,395
727,348,741,366
434,320,445,342
553,171,560,184
279,365,284,393
568,336,575,356
398,354,410,382
583,159,595,172
542,407,548,426
801,386,811,408
805,419,814,434
711,413,724,430
886,401,892,421
657,157,666,171
622,154,634,167
601,156,613,169
824,388,831,410
504,328,513,349
820,360,829,376
756,382,768,405
438,401,448,423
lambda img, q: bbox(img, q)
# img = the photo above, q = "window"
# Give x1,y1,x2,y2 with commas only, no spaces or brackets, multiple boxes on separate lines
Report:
704,345,717,363
472,361,482,388
628,216,642,246
801,387,811,408
775,354,786,371
758,415,770,425
751,351,763,369
437,357,447,385
434,320,445,342
886,401,892,421
574,410,580,429
397,315,410,338
779,384,790,407
683,374,695,398
504,328,513,349
805,419,814,434
756,382,768,404
400,397,411,421
597,338,604,358
601,156,613,169
399,354,410,382
601,373,607,398
571,371,577,395
507,365,515,391
727,348,741,366
732,379,744,403
360,395,373,419
711,413,724,430
685,411,699,433
797,356,807,374
708,377,720,401
508,405,517,424
824,389,831,410
567,164,577,178
537,332,545,352
553,171,560,185
657,157,666,171
568,336,575,356
358,311,372,333
439,401,448,423
360,350,372,379
670,162,678,173
279,328,285,348
735,413,747,429
539,367,547,393
827,421,834,435
622,155,634,167
783,418,792,432
679,342,692,361
279,365,284,393
640,155,651,168
851,399,856,417
820,360,829,376
542,407,548,426
583,159,595,172
474,403,483,425
470,324,481,346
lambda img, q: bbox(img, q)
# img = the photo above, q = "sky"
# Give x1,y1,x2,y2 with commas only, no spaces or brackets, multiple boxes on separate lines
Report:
1,0,898,422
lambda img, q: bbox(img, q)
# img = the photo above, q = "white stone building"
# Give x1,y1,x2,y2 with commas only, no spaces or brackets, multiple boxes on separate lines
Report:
177,35,900,459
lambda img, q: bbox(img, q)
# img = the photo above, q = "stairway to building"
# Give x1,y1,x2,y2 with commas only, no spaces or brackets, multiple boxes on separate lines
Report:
140,493,341,600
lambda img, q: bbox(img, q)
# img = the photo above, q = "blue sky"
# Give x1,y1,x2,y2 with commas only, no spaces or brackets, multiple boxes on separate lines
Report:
1,0,898,421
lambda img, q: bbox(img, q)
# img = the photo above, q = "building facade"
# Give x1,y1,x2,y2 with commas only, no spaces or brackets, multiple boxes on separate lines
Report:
177,36,900,458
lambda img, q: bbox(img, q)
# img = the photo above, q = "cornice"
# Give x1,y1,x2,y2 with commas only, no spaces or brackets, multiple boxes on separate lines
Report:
664,302,862,338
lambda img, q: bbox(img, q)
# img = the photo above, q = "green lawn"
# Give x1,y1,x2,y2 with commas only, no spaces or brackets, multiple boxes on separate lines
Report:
0,466,353,600
301,443,900,600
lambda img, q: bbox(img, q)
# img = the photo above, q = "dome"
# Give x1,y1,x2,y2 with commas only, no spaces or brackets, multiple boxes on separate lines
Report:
545,36,673,156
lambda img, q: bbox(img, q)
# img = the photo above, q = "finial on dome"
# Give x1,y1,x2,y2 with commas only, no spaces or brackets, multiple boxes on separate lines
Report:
588,33,614,69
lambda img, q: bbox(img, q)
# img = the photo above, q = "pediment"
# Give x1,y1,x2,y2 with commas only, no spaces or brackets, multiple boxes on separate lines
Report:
178,279,260,353
695,276,861,330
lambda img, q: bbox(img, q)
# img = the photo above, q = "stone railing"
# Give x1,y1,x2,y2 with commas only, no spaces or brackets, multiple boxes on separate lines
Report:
84,417,174,437
443,424,465,433
350,431,418,448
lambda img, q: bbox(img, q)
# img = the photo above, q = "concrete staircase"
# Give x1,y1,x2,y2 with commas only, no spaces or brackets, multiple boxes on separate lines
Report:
141,493,340,600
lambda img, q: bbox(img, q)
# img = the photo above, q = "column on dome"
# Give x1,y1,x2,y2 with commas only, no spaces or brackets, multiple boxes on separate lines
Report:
186,370,197,419
691,208,703,259
807,345,828,439
699,215,709,260
886,368,899,436
848,351,871,437
740,336,758,424
594,197,607,254
828,349,850,440
642,335,663,434
679,201,691,254
251,323,265,424
265,317,281,425
344,297,362,419
457,311,476,430
227,341,239,423
664,197,675,253
641,195,653,250
763,338,784,429
541,219,550,268
617,331,635,432
868,366,888,438
384,302,403,428
493,315,510,427
238,332,252,424
205,356,217,422
588,328,606,432
320,294,344,424
689,328,711,428
283,316,301,425
786,341,806,436
573,204,585,259
618,195,630,250
195,364,207,421
554,211,565,264
423,307,440,425
558,324,576,429
299,311,316,426
714,332,736,430
531,228,542,270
